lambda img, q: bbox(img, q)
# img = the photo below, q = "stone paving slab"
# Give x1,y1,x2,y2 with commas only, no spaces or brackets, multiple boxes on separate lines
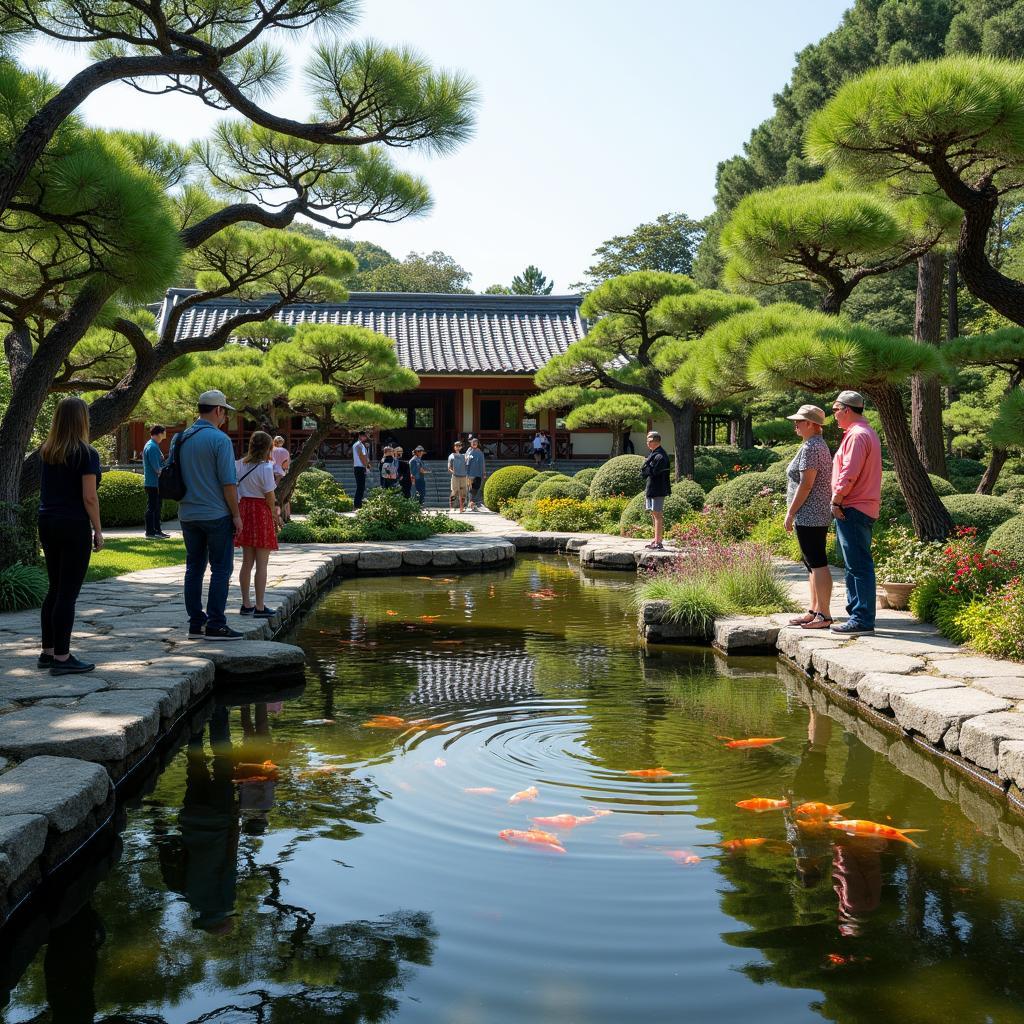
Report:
811,648,926,690
0,814,48,891
958,712,1024,772
890,687,1012,749
856,672,965,712
927,656,1024,681
0,756,110,831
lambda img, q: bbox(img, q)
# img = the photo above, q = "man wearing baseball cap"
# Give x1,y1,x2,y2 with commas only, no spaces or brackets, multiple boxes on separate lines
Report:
174,390,243,640
829,390,883,636
409,445,429,505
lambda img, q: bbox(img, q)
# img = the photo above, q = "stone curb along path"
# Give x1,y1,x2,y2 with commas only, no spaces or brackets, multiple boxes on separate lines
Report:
0,533,516,925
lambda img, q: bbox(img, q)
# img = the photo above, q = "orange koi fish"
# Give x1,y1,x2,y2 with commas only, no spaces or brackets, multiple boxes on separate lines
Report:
719,837,769,851
527,589,556,600
662,849,701,865
433,757,447,768
233,760,278,782
719,736,785,750
531,812,608,830
361,715,408,729
419,614,441,622
437,578,457,583
498,828,566,853
828,819,926,848
385,610,399,616
626,767,674,779
509,786,539,804
735,797,790,812
619,832,659,844
793,801,853,820
297,765,348,779
433,640,464,645
465,787,497,795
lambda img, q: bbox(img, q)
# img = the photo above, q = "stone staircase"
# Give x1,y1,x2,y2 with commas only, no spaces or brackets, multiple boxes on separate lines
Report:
322,459,602,508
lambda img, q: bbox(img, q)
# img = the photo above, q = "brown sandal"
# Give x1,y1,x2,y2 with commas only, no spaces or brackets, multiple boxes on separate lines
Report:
801,612,835,630
789,609,816,626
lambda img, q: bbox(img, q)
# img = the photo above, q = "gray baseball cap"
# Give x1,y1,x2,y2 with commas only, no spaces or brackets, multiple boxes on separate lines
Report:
834,390,865,410
197,389,235,410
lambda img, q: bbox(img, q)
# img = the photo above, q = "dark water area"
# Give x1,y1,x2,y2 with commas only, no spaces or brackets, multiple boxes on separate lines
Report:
4,554,1024,1024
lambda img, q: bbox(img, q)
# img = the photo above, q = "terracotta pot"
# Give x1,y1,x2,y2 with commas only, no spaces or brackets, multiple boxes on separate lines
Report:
880,581,915,611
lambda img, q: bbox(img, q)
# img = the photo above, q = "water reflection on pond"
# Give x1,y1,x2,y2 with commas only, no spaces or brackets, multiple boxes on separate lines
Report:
4,554,1024,1024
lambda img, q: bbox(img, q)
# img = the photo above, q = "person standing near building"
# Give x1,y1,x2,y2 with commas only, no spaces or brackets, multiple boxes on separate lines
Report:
641,430,671,551
829,390,883,637
352,430,370,509
143,425,170,539
410,445,429,505
175,389,242,641
270,436,290,522
448,439,469,512
532,431,545,466
380,445,398,488
37,397,104,675
235,431,282,618
466,436,486,511
395,446,412,499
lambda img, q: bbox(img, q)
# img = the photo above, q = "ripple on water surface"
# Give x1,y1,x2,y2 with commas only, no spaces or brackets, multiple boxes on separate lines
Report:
6,556,1024,1024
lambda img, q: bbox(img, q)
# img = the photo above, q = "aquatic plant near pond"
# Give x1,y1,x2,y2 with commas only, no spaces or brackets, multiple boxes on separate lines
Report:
638,538,796,629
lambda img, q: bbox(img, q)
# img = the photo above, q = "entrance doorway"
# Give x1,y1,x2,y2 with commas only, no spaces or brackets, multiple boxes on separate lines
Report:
379,390,456,458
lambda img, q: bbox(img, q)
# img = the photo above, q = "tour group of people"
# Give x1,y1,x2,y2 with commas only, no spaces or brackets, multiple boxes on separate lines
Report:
638,389,882,637
34,385,879,675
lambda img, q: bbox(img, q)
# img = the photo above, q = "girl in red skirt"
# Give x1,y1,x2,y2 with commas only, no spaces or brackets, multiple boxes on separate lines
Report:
235,431,282,618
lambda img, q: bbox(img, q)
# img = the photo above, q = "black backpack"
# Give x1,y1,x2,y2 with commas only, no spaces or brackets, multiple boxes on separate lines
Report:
158,426,203,501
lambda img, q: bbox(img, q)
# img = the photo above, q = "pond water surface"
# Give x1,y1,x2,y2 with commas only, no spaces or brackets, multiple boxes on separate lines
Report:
4,555,1024,1024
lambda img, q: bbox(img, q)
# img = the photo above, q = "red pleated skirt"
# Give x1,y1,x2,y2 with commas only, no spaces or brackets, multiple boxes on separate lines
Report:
236,497,278,550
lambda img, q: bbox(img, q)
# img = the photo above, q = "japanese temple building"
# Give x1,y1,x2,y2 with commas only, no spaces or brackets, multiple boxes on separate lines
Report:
138,288,626,461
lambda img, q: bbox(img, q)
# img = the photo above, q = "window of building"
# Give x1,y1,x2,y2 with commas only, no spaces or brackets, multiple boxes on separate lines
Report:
504,399,520,430
413,407,433,428
480,399,501,431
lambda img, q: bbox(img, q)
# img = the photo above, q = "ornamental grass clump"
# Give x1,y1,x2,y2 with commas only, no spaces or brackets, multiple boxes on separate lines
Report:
637,538,795,631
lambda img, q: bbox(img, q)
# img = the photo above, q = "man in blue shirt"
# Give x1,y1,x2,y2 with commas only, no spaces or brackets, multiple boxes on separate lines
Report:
174,390,242,641
143,425,170,539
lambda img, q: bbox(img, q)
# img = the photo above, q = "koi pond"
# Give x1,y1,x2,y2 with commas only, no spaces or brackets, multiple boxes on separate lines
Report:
4,554,1024,1024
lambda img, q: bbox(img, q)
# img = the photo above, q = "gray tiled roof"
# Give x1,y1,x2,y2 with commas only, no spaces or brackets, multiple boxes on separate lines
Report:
157,288,586,375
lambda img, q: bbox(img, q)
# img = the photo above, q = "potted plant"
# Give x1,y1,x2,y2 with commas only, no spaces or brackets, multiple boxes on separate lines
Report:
873,525,946,610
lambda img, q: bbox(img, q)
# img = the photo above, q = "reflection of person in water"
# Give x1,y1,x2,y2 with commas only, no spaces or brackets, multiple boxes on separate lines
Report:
785,707,833,887
42,902,105,1024
168,705,240,934
238,702,277,836
832,837,883,937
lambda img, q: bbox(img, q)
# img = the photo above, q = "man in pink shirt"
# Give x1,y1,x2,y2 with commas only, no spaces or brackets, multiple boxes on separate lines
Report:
829,390,883,636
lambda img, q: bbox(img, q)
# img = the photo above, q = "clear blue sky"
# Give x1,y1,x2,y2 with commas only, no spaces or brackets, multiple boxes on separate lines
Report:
23,0,851,291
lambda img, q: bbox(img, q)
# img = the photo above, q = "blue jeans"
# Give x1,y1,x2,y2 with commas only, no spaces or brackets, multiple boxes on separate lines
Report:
414,477,426,504
834,507,876,628
181,516,235,630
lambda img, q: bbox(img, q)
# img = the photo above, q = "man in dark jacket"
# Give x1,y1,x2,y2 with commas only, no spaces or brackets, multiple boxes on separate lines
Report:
641,430,671,550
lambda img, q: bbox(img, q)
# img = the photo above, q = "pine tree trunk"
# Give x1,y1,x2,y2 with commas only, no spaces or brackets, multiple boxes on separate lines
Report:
740,412,754,449
277,425,330,505
977,447,1008,495
671,403,695,481
609,427,622,458
947,255,959,340
911,251,948,477
871,383,954,541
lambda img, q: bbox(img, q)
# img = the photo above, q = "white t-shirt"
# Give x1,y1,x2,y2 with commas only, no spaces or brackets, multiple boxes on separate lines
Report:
235,459,276,500
532,434,544,450
353,439,368,468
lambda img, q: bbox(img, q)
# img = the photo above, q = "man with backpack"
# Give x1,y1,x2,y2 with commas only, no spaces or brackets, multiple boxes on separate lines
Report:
167,390,242,641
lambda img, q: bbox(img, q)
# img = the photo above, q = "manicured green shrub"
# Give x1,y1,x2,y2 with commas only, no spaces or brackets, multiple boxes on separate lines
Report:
97,470,147,527
483,465,538,509
986,514,1024,565
0,497,41,568
160,499,178,521
519,471,563,499
533,477,590,501
0,562,49,611
693,455,723,490
572,467,599,488
929,475,958,497
946,457,985,481
877,471,956,524
589,455,646,499
618,491,692,534
306,506,341,529
427,514,474,534
705,471,784,510
960,578,1024,662
290,468,352,513
278,522,315,543
940,493,1018,539
994,473,1024,497
671,478,707,512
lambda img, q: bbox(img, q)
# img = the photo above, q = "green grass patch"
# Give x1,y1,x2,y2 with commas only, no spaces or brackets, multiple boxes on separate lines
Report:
86,537,188,582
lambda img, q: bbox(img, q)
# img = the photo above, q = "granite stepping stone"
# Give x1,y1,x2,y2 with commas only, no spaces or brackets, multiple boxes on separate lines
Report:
889,688,1013,749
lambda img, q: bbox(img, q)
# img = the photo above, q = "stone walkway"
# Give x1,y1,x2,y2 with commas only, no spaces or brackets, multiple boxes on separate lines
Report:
0,532,515,923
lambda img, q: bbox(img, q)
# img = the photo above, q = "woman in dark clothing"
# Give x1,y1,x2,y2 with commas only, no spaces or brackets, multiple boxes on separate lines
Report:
394,447,413,499
37,397,104,676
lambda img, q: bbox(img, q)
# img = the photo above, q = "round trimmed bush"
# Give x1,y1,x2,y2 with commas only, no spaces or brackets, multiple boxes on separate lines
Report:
705,471,784,510
589,455,646,500
878,471,957,524
941,493,1018,539
671,478,706,512
278,521,315,543
291,467,352,513
946,457,985,481
619,490,694,534
994,473,1024,497
483,465,538,509
519,470,563,499
985,514,1024,565
693,455,723,490
572,467,599,488
97,470,147,527
533,477,590,501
